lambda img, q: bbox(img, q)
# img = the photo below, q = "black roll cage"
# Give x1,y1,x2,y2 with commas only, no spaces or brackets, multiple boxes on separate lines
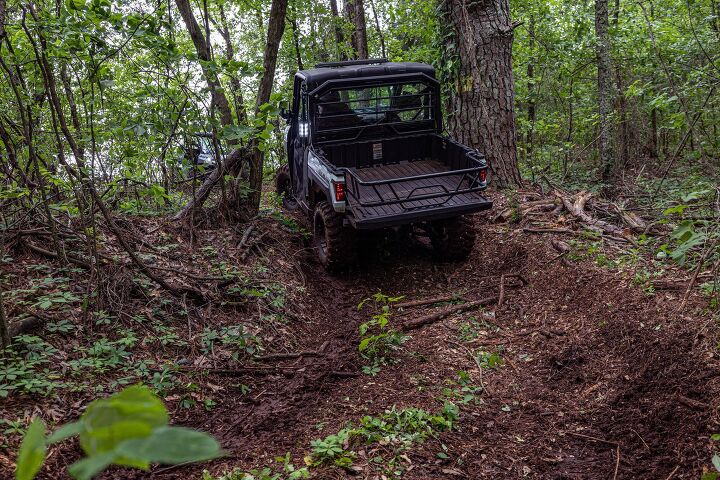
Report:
305,73,442,145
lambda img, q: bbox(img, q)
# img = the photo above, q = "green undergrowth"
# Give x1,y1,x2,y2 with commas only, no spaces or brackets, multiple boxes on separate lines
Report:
0,221,298,446
357,293,408,376
205,402,460,480
563,183,719,309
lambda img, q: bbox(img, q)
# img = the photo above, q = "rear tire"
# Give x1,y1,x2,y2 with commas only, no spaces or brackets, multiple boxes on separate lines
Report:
313,201,356,272
274,165,297,210
429,215,476,261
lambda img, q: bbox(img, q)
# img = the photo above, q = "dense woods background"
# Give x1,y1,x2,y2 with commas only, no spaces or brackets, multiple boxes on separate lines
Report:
1,0,719,478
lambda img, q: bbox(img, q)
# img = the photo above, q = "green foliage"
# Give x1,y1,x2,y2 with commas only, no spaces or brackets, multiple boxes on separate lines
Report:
202,453,309,480
442,371,483,405
310,402,459,474
357,293,408,375
14,385,221,480
15,419,46,480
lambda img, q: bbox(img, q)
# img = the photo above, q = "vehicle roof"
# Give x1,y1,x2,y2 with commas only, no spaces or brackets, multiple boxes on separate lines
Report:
296,61,436,91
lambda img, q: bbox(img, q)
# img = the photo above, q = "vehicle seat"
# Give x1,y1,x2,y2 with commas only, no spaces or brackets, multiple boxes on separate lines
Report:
317,91,362,130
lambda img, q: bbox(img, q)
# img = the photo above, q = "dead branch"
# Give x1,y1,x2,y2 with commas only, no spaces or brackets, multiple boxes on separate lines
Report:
394,295,466,309
256,351,321,361
556,190,627,238
400,296,498,332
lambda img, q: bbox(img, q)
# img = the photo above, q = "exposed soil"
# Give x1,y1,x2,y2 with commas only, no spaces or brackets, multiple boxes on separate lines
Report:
2,192,720,479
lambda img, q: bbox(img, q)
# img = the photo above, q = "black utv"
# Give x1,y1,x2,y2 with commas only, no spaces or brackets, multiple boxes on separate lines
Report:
276,58,493,271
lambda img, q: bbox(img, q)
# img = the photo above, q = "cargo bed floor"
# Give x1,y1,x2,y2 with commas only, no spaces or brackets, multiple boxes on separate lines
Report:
345,159,491,226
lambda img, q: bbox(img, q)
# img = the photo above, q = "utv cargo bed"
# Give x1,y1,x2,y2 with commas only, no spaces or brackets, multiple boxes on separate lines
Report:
344,158,493,229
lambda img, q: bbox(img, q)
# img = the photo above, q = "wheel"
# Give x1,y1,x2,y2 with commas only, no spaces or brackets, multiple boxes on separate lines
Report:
429,215,476,261
274,165,297,210
312,201,356,272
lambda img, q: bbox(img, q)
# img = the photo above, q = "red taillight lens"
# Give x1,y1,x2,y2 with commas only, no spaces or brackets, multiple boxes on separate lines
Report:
479,169,487,183
333,182,346,202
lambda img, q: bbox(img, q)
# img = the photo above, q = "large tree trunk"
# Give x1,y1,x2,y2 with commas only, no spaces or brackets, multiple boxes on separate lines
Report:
345,0,368,59
443,0,522,188
595,0,615,183
244,0,288,214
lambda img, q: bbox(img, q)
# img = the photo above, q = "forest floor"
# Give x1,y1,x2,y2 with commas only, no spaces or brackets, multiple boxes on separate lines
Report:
1,189,719,479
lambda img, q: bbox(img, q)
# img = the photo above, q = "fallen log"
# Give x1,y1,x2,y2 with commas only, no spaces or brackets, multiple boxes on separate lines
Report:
400,296,498,332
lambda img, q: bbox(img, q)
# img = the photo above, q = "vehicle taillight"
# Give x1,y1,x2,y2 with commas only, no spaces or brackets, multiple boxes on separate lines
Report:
333,182,346,202
479,169,487,183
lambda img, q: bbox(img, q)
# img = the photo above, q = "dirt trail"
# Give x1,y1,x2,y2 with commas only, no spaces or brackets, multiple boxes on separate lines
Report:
146,213,720,479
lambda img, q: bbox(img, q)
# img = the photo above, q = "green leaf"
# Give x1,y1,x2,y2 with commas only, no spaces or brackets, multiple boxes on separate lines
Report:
116,426,222,464
221,124,253,142
48,421,83,444
358,337,371,352
713,455,720,472
68,451,117,480
15,418,46,480
79,385,168,456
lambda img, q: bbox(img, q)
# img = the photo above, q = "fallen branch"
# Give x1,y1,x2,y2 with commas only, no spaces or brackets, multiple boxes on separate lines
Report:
394,295,466,309
256,351,321,362
556,190,627,238
400,296,498,332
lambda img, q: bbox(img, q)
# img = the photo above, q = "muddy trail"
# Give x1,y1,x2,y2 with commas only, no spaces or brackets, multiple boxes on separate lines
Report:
135,212,720,479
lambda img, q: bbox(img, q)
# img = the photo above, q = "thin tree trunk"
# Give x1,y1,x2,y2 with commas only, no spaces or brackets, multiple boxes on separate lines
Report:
612,0,628,168
328,0,346,60
0,282,9,349
175,0,233,127
244,0,288,214
442,0,522,188
217,4,247,124
345,0,368,59
526,15,536,167
596,0,615,183
650,107,658,158
367,0,386,58
290,1,304,70
174,0,288,220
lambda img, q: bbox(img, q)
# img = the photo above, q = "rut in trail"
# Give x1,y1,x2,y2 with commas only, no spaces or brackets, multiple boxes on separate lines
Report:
149,214,718,480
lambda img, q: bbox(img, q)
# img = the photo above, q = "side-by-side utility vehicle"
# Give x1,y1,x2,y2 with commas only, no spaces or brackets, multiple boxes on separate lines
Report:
276,58,493,271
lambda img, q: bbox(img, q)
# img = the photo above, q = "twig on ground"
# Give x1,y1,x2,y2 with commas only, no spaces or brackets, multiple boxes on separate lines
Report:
565,431,619,446
664,465,680,480
256,351,321,361
613,445,620,480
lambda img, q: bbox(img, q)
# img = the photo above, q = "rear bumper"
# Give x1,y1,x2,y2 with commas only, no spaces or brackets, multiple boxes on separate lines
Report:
347,197,493,229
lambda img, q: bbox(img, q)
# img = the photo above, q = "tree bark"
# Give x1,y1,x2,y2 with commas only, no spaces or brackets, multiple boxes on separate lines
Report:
328,0,347,60
244,0,288,214
442,0,522,188
596,0,615,183
345,0,368,59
